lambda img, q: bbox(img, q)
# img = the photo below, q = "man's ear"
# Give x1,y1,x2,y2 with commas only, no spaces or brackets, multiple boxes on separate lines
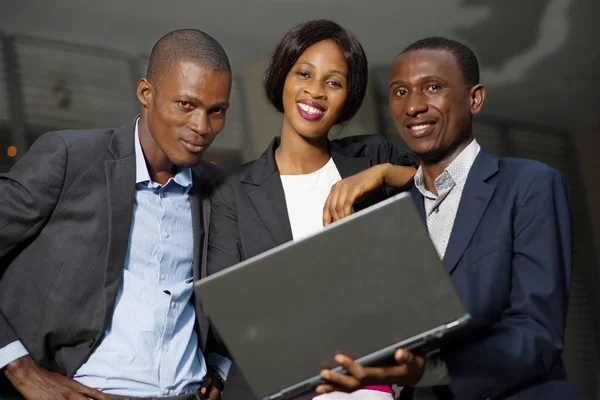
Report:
469,84,486,116
137,78,153,109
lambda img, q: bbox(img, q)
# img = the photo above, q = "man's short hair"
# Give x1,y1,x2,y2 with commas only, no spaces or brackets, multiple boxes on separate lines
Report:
264,19,368,125
401,37,479,87
146,29,230,85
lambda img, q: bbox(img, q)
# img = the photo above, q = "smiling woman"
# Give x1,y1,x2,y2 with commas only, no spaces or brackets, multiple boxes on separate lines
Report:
206,20,418,400
279,39,349,146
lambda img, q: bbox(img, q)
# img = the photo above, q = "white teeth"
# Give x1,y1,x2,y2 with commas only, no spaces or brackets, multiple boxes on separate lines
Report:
298,103,323,115
409,124,431,131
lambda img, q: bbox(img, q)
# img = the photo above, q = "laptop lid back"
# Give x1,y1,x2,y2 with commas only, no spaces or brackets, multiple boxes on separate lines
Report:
195,192,467,398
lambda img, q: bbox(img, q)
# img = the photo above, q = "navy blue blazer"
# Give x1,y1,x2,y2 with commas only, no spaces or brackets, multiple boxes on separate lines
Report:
409,149,581,399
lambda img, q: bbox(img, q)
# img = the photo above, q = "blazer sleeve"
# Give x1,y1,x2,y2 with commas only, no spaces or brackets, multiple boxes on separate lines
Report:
367,135,418,196
0,132,67,347
444,169,572,399
207,177,244,276
204,177,244,367
373,135,419,168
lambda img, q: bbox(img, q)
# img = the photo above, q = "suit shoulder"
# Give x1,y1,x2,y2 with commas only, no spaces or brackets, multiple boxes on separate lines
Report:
331,134,418,167
193,159,224,182
41,128,115,148
24,129,115,158
211,158,259,186
494,156,567,201
494,157,569,212
330,133,392,152
498,157,563,181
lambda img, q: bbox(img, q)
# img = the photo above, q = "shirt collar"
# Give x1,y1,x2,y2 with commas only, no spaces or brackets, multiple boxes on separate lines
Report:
134,119,193,191
414,139,480,196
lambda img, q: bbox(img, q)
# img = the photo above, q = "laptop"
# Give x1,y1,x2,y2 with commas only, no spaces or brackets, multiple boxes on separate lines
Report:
195,192,471,400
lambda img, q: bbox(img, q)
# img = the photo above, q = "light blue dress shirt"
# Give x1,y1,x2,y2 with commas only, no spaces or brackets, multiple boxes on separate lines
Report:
0,341,28,370
0,122,229,397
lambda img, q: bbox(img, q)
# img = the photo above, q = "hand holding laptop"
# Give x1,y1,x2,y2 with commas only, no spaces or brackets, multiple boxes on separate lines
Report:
315,350,425,394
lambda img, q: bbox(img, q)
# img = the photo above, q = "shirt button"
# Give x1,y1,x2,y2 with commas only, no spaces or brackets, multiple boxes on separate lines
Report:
171,302,176,309
161,274,166,280
163,231,169,238
163,345,168,351
164,389,169,395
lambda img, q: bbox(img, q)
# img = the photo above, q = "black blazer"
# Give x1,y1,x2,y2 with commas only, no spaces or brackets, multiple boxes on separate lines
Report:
207,134,417,399
0,118,223,398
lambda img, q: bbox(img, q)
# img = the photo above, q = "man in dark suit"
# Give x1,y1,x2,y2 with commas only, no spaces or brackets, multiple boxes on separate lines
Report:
0,29,232,400
317,37,581,399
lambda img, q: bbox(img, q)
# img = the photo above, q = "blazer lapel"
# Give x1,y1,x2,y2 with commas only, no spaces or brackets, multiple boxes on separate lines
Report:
241,137,374,245
103,121,137,325
189,184,202,282
242,137,293,246
442,150,499,274
409,184,427,223
189,178,211,351
247,174,294,246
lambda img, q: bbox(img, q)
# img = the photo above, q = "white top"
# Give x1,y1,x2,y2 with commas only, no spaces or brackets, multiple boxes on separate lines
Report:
280,157,342,241
281,159,395,400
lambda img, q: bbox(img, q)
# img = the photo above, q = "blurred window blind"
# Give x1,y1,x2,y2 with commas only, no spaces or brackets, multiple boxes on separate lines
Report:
202,77,245,169
133,56,148,83
472,122,508,158
212,77,244,152
507,127,599,399
14,35,136,144
0,36,9,122
0,35,14,172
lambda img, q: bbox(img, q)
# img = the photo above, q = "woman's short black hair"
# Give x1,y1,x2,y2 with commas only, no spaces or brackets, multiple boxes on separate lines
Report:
264,19,368,125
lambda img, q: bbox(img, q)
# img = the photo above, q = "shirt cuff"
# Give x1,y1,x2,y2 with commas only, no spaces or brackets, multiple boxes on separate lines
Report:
414,354,450,387
206,353,232,379
0,340,29,370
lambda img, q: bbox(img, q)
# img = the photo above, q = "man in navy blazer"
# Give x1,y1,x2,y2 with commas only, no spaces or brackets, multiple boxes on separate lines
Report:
317,37,581,399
